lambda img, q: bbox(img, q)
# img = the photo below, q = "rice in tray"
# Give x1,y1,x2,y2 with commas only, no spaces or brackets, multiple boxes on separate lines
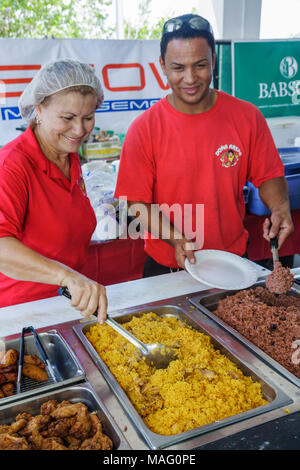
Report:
86,313,268,435
265,261,294,294
214,287,300,379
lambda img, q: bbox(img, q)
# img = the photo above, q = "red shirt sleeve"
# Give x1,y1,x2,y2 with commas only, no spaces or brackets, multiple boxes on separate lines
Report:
247,107,285,187
114,114,156,203
0,158,28,238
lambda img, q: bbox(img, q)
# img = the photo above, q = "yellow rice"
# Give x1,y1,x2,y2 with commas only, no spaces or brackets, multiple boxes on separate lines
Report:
86,313,268,435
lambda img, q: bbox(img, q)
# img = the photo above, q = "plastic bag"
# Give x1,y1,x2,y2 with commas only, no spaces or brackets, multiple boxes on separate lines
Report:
82,161,126,241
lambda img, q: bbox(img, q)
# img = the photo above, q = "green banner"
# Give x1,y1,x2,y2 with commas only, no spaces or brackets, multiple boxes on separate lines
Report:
233,40,300,118
215,42,232,95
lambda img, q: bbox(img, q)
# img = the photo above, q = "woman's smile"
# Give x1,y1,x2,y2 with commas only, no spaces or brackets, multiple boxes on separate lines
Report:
62,134,84,143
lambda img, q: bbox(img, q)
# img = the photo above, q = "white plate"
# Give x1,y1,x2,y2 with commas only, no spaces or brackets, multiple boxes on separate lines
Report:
185,250,258,290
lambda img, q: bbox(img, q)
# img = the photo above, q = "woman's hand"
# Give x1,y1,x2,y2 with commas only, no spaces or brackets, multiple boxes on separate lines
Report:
62,273,107,324
0,238,108,323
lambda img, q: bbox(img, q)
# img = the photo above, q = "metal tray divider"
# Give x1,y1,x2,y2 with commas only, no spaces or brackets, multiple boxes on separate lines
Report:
0,329,86,407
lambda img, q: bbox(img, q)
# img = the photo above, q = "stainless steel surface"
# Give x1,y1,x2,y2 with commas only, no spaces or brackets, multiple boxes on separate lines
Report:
291,267,300,278
0,329,85,406
292,268,300,286
106,316,177,369
2,293,300,450
189,280,300,388
73,303,292,450
0,382,130,450
60,286,177,368
270,236,279,264
28,326,58,383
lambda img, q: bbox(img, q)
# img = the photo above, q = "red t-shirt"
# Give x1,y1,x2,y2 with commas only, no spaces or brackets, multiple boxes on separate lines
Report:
0,126,96,307
114,91,285,267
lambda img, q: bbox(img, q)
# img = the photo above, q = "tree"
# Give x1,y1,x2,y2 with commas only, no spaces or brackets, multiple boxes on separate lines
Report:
124,0,168,39
0,0,113,38
123,1,199,40
72,0,114,39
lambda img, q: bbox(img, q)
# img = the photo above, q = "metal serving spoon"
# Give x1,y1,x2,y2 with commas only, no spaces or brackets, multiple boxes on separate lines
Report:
270,235,279,266
58,287,177,369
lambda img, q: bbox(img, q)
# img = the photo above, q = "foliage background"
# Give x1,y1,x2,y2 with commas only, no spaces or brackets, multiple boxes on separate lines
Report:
0,0,167,39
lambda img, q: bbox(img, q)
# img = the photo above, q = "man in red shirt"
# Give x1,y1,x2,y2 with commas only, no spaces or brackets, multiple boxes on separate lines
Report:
115,14,294,276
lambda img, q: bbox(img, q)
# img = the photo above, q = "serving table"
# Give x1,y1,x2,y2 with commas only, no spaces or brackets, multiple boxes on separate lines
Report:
1,266,300,450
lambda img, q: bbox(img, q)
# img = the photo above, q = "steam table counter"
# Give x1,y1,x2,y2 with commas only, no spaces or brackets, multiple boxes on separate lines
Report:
1,267,300,450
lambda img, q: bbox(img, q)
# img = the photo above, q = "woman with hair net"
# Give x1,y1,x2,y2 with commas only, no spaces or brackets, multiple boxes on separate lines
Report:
0,59,107,324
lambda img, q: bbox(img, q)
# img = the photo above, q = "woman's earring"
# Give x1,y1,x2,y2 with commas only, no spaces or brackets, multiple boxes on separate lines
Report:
36,116,42,125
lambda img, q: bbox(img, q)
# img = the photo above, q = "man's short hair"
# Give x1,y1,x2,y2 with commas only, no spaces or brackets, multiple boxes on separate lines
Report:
160,14,215,62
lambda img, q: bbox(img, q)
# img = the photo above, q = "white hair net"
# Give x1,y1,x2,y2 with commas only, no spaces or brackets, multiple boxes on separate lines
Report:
18,58,104,122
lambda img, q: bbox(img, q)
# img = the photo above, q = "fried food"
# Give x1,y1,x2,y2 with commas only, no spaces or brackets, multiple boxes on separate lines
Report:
64,435,81,450
0,349,18,367
23,355,46,369
1,383,15,397
40,399,72,415
79,413,113,450
50,403,91,440
0,418,27,435
0,364,17,396
22,363,49,382
0,400,113,450
29,429,68,450
0,424,11,434
18,415,51,437
0,364,17,374
0,349,48,401
0,375,7,385
2,371,17,383
0,433,29,450
15,412,33,422
40,400,59,415
44,417,76,438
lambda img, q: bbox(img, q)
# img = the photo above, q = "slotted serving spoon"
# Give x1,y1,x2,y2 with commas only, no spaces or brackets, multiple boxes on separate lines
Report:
58,287,177,369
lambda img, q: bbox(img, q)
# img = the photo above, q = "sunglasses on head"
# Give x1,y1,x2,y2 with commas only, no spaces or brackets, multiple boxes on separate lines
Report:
163,16,214,36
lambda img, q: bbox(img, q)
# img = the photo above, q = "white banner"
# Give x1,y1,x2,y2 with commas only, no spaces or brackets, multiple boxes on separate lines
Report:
0,38,169,146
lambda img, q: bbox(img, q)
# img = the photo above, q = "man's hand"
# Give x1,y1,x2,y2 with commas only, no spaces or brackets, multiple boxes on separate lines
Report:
172,238,196,269
259,177,294,250
263,210,294,249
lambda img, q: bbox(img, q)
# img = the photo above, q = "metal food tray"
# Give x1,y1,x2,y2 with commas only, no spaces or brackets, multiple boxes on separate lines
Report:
0,329,85,406
0,382,130,450
189,280,300,388
73,304,292,450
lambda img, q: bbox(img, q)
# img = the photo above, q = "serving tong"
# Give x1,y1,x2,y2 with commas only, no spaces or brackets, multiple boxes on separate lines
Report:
17,326,58,393
58,287,177,369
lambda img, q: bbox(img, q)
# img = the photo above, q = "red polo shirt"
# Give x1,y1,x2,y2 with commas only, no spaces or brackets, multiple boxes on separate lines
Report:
0,126,96,307
115,92,285,267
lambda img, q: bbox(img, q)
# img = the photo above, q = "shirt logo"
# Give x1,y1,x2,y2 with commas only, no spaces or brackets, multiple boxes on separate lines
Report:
78,175,87,196
215,144,242,168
